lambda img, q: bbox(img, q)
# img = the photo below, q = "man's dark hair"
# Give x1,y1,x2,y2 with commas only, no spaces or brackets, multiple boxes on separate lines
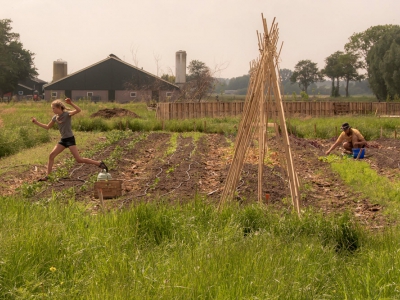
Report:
341,123,350,131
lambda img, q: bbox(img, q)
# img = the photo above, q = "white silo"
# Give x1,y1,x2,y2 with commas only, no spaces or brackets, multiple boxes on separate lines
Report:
52,59,68,82
175,50,186,86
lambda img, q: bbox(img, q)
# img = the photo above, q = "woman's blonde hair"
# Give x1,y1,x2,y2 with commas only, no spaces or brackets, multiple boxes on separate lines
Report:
51,99,68,111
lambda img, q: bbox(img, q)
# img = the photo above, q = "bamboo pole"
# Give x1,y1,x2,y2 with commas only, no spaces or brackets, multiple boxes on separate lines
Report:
219,15,300,215
263,16,300,214
258,68,265,203
268,51,300,215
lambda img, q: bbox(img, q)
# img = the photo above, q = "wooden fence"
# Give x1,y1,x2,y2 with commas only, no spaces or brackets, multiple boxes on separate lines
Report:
156,101,400,120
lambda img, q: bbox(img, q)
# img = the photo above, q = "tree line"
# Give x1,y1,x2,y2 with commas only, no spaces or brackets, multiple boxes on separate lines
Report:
221,25,400,101
1,18,399,102
0,19,37,98
289,24,400,100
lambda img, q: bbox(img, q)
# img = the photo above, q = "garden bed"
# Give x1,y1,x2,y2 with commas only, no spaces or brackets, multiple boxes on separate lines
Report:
2,132,400,230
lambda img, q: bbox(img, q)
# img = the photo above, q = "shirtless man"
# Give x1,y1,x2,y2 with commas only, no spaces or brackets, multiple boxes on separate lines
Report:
325,122,367,155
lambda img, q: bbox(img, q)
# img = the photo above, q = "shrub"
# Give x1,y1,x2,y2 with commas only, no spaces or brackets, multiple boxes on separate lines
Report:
320,213,362,253
300,91,309,100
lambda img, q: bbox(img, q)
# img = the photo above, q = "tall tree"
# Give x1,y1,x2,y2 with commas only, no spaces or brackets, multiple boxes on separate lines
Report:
279,68,300,95
160,74,175,83
290,60,323,94
0,19,37,97
345,25,400,72
339,52,364,97
227,74,249,90
323,51,364,97
279,68,292,83
322,51,342,97
367,27,400,101
183,60,214,101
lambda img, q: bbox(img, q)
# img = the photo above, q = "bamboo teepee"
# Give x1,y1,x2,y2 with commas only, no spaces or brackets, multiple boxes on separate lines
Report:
219,14,300,215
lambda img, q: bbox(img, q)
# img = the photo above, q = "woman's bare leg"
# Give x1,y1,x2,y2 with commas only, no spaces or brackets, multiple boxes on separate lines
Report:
48,144,66,175
68,145,101,166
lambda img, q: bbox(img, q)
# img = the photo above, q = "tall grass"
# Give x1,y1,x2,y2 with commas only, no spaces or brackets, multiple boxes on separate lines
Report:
0,126,51,157
4,102,398,158
321,155,400,220
0,102,240,157
1,197,400,299
288,115,400,140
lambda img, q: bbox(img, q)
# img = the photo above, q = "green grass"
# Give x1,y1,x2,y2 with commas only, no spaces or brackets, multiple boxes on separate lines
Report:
0,130,105,176
0,102,240,158
4,101,398,158
3,102,400,298
288,115,400,140
321,154,400,220
2,197,400,299
165,132,179,157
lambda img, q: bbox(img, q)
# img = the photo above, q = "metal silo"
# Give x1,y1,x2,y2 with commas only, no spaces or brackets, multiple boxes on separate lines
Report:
175,50,186,86
52,59,68,82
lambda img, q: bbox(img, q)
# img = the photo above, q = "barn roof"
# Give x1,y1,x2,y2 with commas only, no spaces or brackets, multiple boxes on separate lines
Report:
44,55,179,90
31,77,47,84
18,83,33,90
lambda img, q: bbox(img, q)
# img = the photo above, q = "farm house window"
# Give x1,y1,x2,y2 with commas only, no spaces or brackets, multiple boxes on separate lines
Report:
18,91,23,95
166,92,172,97
51,92,57,99
87,92,93,97
130,92,137,98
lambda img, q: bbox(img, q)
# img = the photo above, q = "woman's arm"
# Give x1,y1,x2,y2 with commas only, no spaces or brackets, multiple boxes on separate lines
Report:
65,98,81,116
31,117,55,130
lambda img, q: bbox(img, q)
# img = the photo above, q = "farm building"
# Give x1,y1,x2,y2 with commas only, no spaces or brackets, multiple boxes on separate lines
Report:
9,77,48,101
43,54,180,103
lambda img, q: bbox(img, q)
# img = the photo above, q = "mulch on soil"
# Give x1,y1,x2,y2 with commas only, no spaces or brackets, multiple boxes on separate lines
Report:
90,108,140,119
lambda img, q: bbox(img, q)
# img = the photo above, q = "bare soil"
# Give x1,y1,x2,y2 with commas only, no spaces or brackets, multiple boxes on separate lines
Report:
90,108,140,119
2,130,400,230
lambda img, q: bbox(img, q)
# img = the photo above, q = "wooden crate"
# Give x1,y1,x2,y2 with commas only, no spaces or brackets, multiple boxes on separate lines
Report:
94,180,122,199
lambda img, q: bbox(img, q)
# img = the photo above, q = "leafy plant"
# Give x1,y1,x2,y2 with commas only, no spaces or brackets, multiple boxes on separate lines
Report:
17,182,42,198
300,91,309,100
321,213,362,253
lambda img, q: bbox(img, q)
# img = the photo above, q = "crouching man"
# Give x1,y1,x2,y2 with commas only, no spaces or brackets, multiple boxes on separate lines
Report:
325,122,367,155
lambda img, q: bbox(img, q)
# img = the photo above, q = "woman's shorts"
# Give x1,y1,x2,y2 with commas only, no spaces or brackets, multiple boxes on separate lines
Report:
58,136,76,148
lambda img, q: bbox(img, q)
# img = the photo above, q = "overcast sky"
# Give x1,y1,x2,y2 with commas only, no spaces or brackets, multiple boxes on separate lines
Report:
1,0,399,83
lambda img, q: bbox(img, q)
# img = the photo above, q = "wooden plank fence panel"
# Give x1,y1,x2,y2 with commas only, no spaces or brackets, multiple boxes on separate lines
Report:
156,101,400,120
